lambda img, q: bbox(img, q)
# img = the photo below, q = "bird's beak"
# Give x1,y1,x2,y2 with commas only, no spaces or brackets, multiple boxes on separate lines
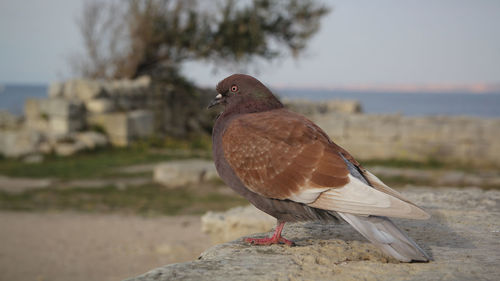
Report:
207,93,223,109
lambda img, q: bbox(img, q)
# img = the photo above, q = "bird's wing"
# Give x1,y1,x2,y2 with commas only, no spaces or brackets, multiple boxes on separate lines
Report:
222,109,429,220
223,109,348,200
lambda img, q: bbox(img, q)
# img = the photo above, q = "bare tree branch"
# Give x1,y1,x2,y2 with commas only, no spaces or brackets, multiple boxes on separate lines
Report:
71,0,329,80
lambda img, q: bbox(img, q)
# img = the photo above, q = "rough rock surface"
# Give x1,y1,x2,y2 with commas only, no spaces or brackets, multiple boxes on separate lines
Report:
202,205,276,244
74,131,109,149
127,187,500,281
85,98,115,113
153,160,218,187
24,97,85,134
87,110,154,146
47,131,108,156
284,99,363,115
0,110,21,129
0,128,42,157
312,113,500,167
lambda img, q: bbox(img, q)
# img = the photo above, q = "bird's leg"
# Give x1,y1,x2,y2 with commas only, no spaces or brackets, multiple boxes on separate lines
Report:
244,221,295,246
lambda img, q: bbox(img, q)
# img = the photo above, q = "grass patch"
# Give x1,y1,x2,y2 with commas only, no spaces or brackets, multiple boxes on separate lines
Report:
101,171,154,179
362,158,455,170
374,175,433,188
377,175,500,190
363,157,499,172
0,146,208,179
0,184,247,216
135,134,213,151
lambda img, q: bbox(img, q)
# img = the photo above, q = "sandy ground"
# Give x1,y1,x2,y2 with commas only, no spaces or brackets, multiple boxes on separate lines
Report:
0,211,211,281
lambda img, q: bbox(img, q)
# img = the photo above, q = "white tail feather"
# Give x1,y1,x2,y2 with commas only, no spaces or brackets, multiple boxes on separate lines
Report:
309,175,430,220
338,212,431,262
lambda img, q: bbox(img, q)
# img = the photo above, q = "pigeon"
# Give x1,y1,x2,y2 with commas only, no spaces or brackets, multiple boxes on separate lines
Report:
208,74,431,262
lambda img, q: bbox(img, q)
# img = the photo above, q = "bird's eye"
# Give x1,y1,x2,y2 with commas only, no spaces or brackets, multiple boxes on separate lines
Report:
231,85,238,93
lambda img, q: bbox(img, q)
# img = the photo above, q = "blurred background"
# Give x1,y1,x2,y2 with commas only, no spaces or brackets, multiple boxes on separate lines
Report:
0,0,499,280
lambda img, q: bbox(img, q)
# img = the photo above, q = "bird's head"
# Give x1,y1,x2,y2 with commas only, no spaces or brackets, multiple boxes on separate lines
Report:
208,74,283,114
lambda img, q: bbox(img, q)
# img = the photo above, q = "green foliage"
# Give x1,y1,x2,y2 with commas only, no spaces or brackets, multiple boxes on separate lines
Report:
0,184,248,215
131,134,212,151
0,146,204,179
88,124,107,134
189,135,212,150
362,158,448,170
74,0,329,80
72,0,329,137
40,113,49,121
209,0,329,61
163,135,212,150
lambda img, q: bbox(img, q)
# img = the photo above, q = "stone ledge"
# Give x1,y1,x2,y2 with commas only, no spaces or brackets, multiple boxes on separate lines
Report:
127,187,500,281
201,205,276,244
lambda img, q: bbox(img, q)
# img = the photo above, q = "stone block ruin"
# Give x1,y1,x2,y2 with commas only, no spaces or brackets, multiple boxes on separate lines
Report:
0,77,363,160
0,76,156,158
2,77,499,169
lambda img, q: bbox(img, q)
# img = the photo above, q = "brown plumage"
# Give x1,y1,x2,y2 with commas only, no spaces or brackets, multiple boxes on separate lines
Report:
223,109,349,199
209,74,431,262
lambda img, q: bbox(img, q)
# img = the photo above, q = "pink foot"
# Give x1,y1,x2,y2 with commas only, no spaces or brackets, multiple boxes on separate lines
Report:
243,222,295,246
244,236,295,246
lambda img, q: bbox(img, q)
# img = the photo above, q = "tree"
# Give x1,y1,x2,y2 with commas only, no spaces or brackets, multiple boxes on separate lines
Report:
71,0,329,138
72,0,330,81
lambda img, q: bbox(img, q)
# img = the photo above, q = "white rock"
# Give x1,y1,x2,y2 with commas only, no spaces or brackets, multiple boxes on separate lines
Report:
201,205,276,244
102,76,151,96
49,116,84,135
285,99,363,115
74,131,108,149
43,98,84,117
63,79,104,101
48,82,63,98
54,141,87,156
85,98,114,113
24,98,85,135
128,110,154,138
87,113,128,146
0,129,42,158
128,187,500,281
24,118,50,131
153,159,219,187
37,141,52,154
0,111,21,129
24,98,43,120
87,110,154,146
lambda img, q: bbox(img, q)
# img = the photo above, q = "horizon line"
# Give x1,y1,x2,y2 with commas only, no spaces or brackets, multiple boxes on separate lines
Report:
271,82,500,94
2,81,500,94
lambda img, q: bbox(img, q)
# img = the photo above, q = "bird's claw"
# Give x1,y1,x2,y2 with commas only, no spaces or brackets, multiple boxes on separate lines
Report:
244,236,295,246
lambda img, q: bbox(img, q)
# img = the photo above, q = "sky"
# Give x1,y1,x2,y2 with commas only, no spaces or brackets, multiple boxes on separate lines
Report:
0,0,499,88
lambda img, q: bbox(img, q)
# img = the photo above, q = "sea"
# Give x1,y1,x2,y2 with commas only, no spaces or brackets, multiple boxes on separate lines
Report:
1,84,500,118
278,89,500,118
0,84,48,115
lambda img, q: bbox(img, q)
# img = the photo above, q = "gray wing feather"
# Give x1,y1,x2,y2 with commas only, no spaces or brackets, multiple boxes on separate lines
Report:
338,212,431,262
339,153,430,262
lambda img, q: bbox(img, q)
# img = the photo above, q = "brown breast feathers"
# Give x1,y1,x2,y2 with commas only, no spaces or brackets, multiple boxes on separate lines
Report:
222,109,350,200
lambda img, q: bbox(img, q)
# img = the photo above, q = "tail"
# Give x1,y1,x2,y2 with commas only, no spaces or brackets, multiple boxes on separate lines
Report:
338,212,431,262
